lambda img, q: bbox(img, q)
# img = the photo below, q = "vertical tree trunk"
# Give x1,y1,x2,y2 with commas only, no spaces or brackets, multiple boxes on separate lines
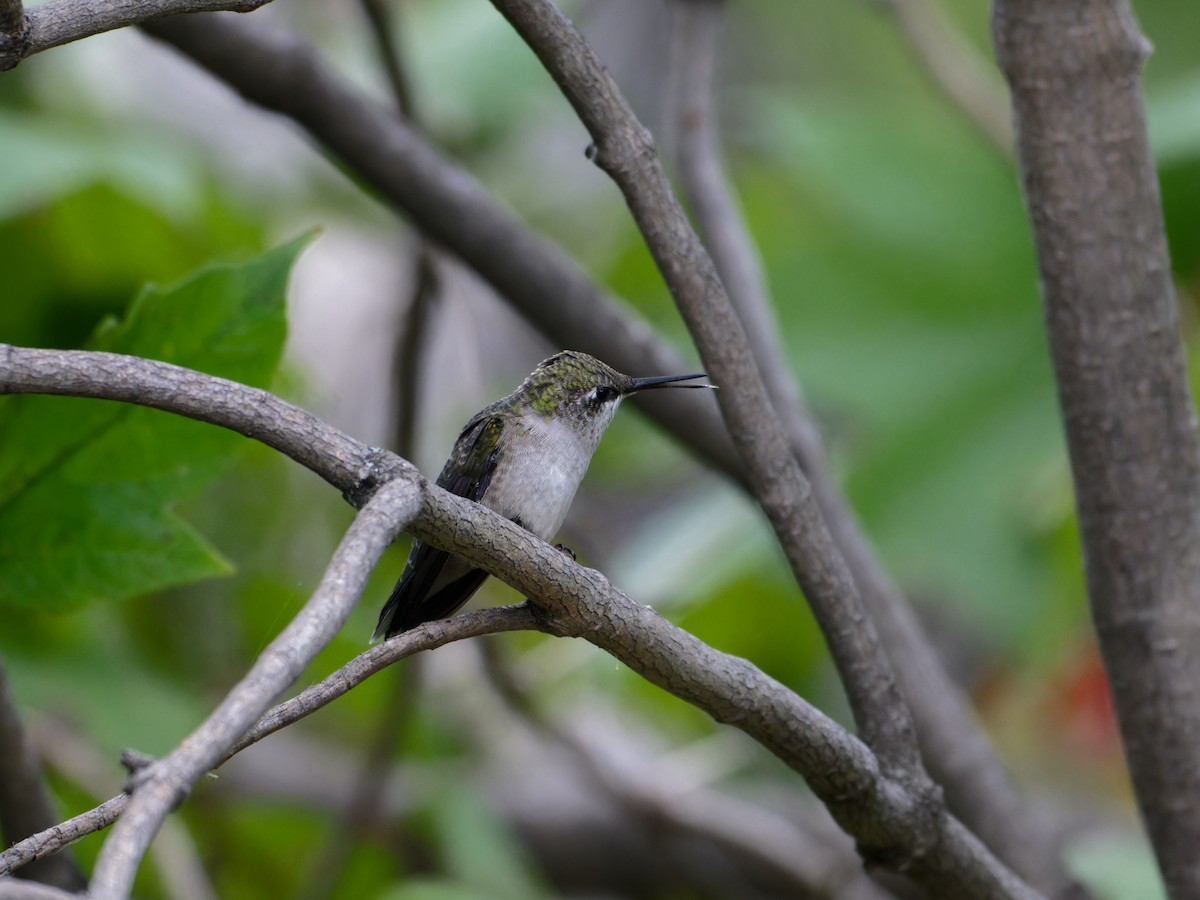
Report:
993,3,1200,896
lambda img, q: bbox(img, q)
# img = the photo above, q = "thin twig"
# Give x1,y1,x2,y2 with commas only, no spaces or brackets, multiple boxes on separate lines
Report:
0,607,538,877
358,0,417,119
0,796,128,878
390,248,438,462
879,0,1013,157
357,0,441,464
666,0,813,452
87,479,423,898
221,605,539,763
0,666,86,891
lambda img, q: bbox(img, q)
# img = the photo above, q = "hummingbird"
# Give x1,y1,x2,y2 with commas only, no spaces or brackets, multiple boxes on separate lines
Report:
373,350,713,640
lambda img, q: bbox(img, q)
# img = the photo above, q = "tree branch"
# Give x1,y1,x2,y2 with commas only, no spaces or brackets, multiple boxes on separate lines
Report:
993,3,1200,896
0,607,536,878
489,0,926,797
0,344,1039,897
478,642,895,900
666,0,813,451
356,0,440,465
0,666,86,891
878,0,1013,157
0,344,406,504
0,0,276,71
138,13,743,484
650,3,1078,892
86,478,422,898
0,879,79,900
0,796,127,881
357,0,417,120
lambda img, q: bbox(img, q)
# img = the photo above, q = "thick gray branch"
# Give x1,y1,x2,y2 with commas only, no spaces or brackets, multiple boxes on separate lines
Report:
993,3,1200,897
0,0,274,71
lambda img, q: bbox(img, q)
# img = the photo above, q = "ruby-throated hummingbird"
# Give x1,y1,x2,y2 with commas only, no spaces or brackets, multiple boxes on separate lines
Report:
373,350,713,640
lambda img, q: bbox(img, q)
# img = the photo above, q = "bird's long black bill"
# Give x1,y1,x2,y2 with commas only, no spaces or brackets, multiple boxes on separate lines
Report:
627,372,715,392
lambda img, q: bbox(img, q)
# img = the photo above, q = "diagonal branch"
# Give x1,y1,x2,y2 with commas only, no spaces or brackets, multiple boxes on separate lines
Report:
0,606,537,878
0,344,1040,898
139,14,743,484
86,478,422,898
666,0,813,452
666,3,1080,893
0,797,128,881
478,642,896,900
0,0,276,71
878,0,1013,157
488,0,925,793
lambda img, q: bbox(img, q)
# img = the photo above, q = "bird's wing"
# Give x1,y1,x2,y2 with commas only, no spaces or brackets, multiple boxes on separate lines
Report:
372,414,504,640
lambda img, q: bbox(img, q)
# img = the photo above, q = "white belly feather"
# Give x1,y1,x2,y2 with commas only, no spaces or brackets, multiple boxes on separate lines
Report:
485,414,602,541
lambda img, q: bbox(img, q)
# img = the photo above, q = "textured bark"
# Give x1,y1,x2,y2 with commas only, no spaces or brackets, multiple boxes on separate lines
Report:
0,0,273,69
993,3,1200,896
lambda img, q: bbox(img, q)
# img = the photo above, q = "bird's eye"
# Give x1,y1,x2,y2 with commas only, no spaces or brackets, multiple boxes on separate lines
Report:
586,385,618,407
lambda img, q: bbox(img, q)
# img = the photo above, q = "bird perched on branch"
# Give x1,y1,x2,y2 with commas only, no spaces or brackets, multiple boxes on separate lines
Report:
373,350,714,640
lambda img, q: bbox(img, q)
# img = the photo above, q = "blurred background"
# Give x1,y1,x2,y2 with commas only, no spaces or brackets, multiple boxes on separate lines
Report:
3,0,1200,897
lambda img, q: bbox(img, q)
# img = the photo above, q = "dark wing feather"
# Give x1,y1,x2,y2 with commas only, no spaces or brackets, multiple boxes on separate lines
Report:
373,415,504,640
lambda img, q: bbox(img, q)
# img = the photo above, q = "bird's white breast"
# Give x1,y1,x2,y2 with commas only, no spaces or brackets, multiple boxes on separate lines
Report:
489,414,604,541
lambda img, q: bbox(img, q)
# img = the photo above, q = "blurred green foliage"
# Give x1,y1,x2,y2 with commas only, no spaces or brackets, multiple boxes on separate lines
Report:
0,235,306,611
2,1,1197,898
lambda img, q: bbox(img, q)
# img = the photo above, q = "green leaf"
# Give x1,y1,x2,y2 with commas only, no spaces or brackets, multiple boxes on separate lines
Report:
0,235,312,612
